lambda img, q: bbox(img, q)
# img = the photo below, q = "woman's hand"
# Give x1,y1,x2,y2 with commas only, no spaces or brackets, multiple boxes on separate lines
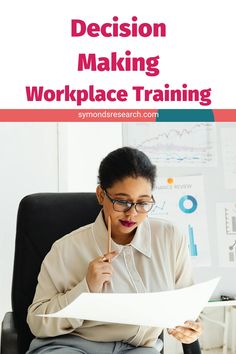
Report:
86,251,117,293
167,320,202,344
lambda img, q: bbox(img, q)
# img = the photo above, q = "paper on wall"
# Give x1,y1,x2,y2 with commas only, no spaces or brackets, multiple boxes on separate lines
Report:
221,127,236,189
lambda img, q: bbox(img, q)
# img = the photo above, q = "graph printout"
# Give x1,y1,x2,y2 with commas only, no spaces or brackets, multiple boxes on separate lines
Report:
220,127,236,189
216,203,236,267
123,122,217,166
149,175,210,267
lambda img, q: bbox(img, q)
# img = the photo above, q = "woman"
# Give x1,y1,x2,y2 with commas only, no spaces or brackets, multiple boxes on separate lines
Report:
26,147,202,354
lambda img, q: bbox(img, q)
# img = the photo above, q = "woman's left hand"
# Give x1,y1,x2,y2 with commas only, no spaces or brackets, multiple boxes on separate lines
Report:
167,320,202,344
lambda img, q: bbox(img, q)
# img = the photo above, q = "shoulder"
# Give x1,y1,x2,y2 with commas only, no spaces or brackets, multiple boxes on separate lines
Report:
148,217,181,235
53,222,94,252
43,211,104,262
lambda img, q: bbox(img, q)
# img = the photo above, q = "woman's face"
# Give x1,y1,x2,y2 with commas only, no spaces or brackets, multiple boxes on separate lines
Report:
96,176,153,244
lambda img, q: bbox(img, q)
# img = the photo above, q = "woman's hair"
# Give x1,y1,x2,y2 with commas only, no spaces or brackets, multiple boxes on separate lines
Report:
98,147,156,189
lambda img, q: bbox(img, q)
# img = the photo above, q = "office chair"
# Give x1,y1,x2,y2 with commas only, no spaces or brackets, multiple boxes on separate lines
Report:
1,193,201,354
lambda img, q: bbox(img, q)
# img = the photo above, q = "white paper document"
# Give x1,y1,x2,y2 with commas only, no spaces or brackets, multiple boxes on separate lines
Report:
149,175,211,267
221,127,236,189
38,278,220,328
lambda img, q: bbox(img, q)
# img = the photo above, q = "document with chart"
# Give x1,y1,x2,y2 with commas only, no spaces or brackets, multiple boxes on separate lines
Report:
217,203,236,267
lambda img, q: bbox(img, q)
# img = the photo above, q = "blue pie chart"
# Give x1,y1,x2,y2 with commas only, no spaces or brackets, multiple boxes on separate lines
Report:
179,195,197,214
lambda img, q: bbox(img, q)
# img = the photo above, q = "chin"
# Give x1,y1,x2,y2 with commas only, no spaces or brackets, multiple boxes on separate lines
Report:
120,225,137,233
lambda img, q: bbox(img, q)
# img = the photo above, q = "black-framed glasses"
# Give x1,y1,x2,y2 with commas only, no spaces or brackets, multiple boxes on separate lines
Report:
103,190,155,213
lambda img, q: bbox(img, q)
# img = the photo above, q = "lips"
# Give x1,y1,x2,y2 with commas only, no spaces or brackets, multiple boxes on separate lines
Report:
119,220,136,228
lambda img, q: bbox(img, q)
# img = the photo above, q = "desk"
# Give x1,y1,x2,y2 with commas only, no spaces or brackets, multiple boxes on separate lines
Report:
200,300,236,354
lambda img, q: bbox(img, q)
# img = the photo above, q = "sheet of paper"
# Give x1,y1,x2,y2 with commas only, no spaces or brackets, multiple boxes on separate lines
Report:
123,122,217,167
216,202,236,267
221,127,236,189
149,175,211,267
38,277,220,328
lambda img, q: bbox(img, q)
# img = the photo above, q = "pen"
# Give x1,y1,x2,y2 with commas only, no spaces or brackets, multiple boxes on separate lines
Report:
107,216,112,262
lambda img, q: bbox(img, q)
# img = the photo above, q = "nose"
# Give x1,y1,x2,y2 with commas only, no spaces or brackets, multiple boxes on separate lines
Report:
125,204,138,217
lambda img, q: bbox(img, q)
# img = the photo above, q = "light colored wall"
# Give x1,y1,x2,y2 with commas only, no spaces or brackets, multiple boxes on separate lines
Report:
58,122,123,192
0,123,59,322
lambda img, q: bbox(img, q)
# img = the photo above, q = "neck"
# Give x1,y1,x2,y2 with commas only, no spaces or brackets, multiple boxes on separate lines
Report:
111,230,136,245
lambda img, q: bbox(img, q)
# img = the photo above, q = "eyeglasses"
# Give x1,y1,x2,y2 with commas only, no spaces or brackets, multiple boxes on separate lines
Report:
103,190,155,213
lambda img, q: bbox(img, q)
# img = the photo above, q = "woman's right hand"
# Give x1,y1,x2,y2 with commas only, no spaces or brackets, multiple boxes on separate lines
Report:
86,251,117,293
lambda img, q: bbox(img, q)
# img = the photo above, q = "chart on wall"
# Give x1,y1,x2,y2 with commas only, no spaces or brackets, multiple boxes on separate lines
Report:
123,122,217,167
149,175,211,267
220,127,236,189
216,203,236,267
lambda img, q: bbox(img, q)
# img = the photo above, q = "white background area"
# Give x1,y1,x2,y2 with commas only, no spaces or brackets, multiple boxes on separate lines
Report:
0,0,235,108
1,122,236,352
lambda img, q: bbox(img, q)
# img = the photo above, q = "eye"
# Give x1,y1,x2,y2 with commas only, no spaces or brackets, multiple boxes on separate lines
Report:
138,201,150,206
116,199,130,206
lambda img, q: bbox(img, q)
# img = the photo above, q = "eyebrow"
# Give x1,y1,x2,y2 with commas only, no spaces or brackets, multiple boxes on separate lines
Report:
113,193,152,198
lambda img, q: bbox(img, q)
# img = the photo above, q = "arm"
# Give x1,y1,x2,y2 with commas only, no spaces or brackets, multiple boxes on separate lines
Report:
27,242,90,337
27,240,117,338
169,226,203,344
